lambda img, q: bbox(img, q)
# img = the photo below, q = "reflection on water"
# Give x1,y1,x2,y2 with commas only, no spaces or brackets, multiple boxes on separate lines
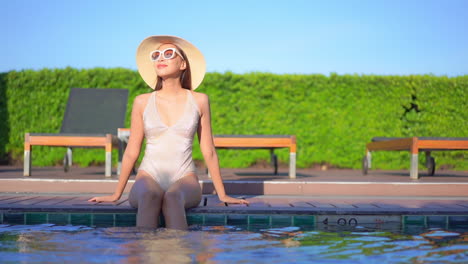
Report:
0,224,467,263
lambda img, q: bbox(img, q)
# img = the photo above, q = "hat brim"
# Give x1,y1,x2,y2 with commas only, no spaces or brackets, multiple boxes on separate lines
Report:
136,35,206,90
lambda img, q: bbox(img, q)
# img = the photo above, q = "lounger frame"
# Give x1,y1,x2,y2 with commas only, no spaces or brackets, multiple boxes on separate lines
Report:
24,133,118,177
117,130,297,179
213,135,297,179
364,137,468,179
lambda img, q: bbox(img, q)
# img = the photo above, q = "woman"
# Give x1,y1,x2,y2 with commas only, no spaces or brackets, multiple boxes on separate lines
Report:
89,35,248,230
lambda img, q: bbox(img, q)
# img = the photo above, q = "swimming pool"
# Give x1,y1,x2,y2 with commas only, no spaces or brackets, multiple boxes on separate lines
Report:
1,220,467,263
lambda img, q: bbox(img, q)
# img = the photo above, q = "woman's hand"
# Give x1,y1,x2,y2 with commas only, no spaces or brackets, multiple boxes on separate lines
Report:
219,195,249,205
88,194,119,203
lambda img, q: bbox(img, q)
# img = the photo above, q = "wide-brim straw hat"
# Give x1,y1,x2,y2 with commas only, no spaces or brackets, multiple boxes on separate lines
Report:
136,35,206,90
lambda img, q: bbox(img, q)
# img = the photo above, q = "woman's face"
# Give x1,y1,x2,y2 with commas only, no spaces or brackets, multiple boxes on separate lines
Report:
152,43,186,78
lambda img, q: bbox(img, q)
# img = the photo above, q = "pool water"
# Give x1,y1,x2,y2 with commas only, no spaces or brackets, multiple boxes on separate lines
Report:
0,224,467,263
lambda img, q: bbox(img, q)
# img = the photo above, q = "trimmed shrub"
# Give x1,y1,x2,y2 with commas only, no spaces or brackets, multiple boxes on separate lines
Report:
1,69,466,170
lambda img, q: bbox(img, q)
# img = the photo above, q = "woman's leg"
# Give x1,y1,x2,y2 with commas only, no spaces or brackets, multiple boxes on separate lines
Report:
162,173,202,230
129,171,165,228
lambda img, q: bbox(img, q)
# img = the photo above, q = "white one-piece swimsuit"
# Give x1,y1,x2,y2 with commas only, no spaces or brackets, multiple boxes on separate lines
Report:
138,90,200,191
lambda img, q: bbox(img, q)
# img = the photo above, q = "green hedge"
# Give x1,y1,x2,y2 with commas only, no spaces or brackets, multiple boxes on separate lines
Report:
1,68,466,170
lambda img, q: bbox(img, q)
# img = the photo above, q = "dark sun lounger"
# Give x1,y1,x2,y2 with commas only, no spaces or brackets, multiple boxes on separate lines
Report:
24,88,128,177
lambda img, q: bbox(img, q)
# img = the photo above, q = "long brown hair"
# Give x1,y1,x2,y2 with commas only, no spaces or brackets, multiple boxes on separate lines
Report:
154,44,192,91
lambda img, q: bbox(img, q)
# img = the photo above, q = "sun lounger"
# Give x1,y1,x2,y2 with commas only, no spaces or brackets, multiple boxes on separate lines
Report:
116,131,297,179
363,137,468,179
24,88,128,177
213,135,297,178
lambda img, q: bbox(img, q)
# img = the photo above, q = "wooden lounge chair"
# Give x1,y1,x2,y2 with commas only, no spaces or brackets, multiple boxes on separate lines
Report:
24,88,129,177
213,135,297,179
116,131,297,179
363,137,468,179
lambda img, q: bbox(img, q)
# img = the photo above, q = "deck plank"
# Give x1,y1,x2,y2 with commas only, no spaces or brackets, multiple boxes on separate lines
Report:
0,196,19,202
0,196,39,205
455,202,468,208
328,203,357,209
290,201,315,208
226,203,248,208
372,202,404,209
204,196,224,207
54,196,90,206
9,196,57,206
262,198,293,208
34,196,77,206
350,203,380,209
244,197,270,208
307,202,337,209
246,202,270,208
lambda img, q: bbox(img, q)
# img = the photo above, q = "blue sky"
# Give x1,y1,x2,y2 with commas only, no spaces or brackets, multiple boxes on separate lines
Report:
3,0,468,76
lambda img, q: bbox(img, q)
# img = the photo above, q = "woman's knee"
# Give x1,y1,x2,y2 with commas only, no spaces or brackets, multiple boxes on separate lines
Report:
163,190,184,207
140,187,163,203
132,177,164,204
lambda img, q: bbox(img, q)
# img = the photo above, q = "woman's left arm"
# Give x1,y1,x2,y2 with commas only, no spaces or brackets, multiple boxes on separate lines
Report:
196,93,249,205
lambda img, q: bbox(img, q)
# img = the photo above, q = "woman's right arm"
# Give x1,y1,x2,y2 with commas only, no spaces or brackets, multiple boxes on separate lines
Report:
88,95,146,202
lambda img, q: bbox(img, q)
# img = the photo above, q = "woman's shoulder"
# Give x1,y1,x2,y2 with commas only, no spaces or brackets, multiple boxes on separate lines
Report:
191,90,209,104
132,92,153,109
190,91,210,113
134,92,152,102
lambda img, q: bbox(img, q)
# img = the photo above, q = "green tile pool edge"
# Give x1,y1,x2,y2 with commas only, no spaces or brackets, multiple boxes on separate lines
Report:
402,215,468,230
0,212,315,227
1,213,137,227
1,212,467,229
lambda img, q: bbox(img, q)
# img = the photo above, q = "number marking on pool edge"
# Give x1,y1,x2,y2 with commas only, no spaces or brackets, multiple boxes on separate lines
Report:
317,215,401,226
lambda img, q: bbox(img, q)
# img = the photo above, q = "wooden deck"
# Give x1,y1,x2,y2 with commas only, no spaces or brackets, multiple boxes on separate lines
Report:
1,165,467,227
1,194,467,228
2,194,467,215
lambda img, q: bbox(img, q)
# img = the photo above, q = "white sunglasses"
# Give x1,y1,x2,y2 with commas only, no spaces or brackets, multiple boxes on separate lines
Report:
149,48,185,61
